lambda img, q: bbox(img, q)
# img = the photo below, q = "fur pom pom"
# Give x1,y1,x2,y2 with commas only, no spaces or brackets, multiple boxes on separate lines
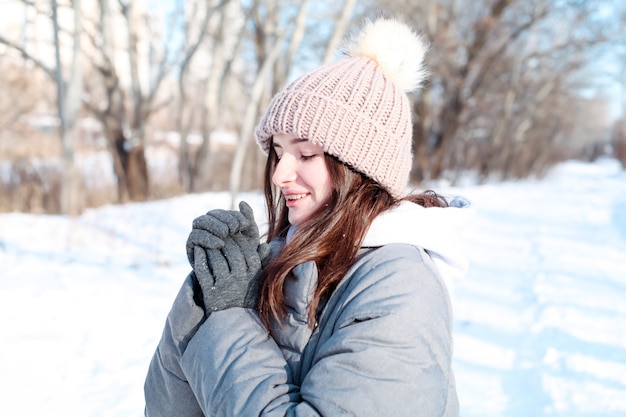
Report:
343,18,428,92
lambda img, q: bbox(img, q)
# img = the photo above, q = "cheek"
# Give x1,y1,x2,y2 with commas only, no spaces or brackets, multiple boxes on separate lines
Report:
312,161,332,200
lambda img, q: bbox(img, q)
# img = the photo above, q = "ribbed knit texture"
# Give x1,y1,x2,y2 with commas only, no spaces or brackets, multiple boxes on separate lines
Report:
255,54,414,199
255,17,429,199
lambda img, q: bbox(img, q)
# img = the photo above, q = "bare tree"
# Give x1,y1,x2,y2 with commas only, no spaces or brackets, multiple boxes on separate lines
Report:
227,0,364,207
81,0,180,202
194,0,247,191
51,0,84,214
478,0,620,180
322,0,357,65
361,0,620,183
0,0,84,213
426,0,525,179
613,46,626,167
228,0,293,208
176,0,216,192
2,0,623,214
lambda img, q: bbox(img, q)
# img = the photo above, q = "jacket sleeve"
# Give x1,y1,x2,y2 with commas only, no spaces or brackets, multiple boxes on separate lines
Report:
180,244,458,416
144,272,205,417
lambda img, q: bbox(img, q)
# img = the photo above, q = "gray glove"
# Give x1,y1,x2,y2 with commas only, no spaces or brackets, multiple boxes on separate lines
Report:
188,201,270,312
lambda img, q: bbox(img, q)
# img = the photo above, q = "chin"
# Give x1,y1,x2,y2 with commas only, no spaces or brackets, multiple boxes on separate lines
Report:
288,215,303,226
288,211,310,227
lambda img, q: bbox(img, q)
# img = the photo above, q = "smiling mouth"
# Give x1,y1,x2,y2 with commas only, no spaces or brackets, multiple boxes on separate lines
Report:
285,193,307,201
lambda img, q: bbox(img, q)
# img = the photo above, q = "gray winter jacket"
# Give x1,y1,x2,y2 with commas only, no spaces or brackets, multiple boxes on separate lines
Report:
145,198,472,416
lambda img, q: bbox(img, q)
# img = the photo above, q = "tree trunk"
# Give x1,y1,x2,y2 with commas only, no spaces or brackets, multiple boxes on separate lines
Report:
430,91,463,179
229,25,287,208
189,0,244,192
322,0,356,65
411,95,431,183
125,144,149,201
120,0,150,200
194,13,229,191
177,0,211,192
102,124,125,202
106,124,149,202
51,0,83,215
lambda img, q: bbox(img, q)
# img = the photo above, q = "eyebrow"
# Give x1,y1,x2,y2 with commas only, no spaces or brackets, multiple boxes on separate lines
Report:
272,137,309,148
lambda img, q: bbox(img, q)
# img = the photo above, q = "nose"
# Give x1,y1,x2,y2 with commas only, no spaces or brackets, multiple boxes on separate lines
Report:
272,154,297,187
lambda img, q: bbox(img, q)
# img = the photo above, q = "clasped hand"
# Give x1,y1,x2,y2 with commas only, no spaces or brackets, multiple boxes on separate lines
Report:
186,201,270,313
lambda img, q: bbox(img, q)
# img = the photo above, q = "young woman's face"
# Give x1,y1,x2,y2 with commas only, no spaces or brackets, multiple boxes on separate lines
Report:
271,133,332,226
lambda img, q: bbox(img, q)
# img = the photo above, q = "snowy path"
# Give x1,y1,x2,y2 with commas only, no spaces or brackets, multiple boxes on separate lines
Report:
452,160,626,416
0,159,625,416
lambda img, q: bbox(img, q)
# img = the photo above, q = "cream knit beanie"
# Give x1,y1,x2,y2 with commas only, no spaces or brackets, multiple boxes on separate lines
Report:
255,18,428,198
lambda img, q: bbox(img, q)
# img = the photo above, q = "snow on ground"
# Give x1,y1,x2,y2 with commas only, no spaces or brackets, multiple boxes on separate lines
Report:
0,158,625,417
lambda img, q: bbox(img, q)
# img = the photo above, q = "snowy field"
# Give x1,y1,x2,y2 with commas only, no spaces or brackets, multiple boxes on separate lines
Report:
1,158,625,417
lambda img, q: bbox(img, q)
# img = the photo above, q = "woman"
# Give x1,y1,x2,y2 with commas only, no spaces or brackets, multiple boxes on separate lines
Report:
145,18,472,417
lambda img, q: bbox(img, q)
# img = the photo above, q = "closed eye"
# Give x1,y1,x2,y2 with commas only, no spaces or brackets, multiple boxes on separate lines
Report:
300,152,323,161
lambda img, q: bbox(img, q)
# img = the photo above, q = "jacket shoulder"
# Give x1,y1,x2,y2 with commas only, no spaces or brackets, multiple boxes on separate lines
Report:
326,243,453,327
352,243,447,295
306,243,458,416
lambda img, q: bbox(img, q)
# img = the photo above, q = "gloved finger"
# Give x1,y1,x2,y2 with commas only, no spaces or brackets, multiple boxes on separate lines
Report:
193,246,215,290
187,228,225,248
192,212,229,239
190,271,205,310
208,209,250,235
238,201,260,239
206,247,231,283
186,240,194,267
239,201,255,223
230,232,261,272
221,236,247,277
186,230,224,269
187,229,218,268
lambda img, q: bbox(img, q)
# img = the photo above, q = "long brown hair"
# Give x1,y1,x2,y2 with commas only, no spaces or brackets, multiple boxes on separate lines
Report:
258,141,447,330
